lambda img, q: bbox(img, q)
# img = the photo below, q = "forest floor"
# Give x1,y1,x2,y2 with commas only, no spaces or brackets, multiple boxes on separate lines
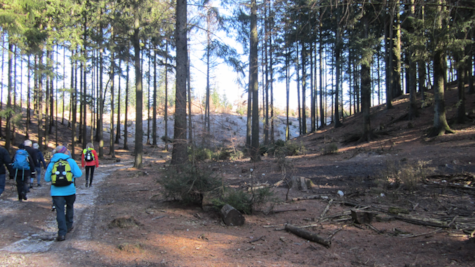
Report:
0,86,475,267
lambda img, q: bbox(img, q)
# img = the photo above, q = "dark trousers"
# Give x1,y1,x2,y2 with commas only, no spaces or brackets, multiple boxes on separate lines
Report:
15,171,27,201
85,166,95,186
52,194,76,236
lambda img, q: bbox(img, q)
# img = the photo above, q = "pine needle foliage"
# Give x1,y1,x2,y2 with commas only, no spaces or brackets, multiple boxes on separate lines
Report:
158,164,222,206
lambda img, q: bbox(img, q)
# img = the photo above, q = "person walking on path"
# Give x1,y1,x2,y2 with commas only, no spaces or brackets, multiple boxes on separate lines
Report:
44,145,82,241
0,146,14,197
33,143,47,187
10,144,36,202
81,143,99,188
23,140,38,190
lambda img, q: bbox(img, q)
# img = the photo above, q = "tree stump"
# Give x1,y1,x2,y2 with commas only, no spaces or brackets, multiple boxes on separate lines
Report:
351,209,376,224
290,176,309,191
221,204,245,226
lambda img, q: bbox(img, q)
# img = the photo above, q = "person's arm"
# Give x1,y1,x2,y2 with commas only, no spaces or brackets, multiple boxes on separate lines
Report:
68,159,83,178
39,152,47,169
93,150,99,168
28,155,36,177
44,162,53,182
3,150,13,175
81,152,85,168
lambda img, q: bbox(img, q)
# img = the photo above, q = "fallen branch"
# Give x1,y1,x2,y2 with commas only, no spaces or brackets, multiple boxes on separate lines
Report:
285,224,331,248
249,236,265,243
328,227,344,241
291,195,325,201
448,215,459,228
272,208,307,213
366,223,382,234
319,199,334,220
401,228,443,238
395,215,449,228
152,215,166,221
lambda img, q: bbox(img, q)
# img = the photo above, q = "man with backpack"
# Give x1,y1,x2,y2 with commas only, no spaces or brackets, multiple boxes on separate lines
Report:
10,144,36,202
44,145,82,241
23,140,38,190
0,146,13,197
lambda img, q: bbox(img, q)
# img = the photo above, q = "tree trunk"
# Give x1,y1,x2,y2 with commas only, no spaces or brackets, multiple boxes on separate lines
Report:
0,35,4,138
429,0,453,137
109,49,115,158
152,48,157,146
250,0,260,162
187,49,193,144
359,13,373,142
165,42,169,151
301,42,307,134
246,63,252,147
406,0,417,120
285,47,290,140
62,47,66,125
392,9,402,98
45,49,51,148
269,9,274,143
171,0,188,165
132,37,142,161
124,59,129,150
334,11,342,128
456,54,466,124
146,52,151,145
116,59,122,144
296,44,301,135
50,48,55,135
71,52,78,159
385,11,393,109
319,28,324,128
5,42,13,151
264,3,269,145
38,53,44,150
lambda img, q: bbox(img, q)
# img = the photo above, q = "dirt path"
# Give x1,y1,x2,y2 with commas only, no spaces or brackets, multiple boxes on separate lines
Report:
0,161,131,266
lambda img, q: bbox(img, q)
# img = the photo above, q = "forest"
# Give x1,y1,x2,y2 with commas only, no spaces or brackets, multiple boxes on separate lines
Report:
1,1,475,266
0,0,474,165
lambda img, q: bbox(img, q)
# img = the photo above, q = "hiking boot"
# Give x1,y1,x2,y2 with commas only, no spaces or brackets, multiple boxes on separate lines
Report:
67,226,74,233
37,184,41,187
21,192,27,201
56,235,65,241
29,184,33,189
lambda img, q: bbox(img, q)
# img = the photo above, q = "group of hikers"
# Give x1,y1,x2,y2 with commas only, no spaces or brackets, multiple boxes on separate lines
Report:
0,141,100,242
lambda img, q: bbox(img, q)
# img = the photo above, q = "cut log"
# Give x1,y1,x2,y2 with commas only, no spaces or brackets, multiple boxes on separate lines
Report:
221,204,245,226
351,209,377,224
284,224,331,248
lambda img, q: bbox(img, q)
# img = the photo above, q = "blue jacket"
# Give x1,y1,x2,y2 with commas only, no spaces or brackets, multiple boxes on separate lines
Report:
44,153,82,196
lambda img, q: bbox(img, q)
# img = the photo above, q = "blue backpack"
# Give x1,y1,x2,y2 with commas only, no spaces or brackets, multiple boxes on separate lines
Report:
13,149,30,170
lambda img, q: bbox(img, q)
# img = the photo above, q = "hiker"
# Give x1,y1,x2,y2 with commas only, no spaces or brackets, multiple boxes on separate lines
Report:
0,146,13,197
10,144,36,202
44,145,82,241
81,143,99,188
33,143,47,187
23,140,38,190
